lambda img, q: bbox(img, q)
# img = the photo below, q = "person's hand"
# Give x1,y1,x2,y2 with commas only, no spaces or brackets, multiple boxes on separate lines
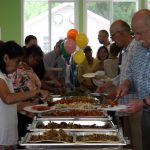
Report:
96,81,112,93
116,80,130,98
120,100,143,113
106,91,116,99
38,89,49,100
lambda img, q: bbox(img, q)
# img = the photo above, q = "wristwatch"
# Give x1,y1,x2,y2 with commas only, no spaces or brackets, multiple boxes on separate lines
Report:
143,99,150,112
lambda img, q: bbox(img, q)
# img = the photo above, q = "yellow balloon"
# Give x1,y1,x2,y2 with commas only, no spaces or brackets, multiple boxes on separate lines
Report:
73,50,85,65
76,33,88,49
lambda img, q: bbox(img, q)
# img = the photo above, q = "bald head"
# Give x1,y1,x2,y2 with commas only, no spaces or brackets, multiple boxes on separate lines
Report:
110,20,131,47
131,9,150,47
132,9,150,28
110,20,131,35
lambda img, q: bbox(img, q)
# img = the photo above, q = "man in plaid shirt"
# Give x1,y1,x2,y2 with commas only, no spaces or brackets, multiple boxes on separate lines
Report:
116,9,150,150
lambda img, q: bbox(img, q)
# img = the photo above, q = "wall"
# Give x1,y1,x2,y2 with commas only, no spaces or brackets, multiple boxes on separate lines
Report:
0,0,21,44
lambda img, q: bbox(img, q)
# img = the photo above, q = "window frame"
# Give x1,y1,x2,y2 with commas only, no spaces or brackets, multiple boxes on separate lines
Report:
83,0,140,33
145,0,150,8
22,0,79,51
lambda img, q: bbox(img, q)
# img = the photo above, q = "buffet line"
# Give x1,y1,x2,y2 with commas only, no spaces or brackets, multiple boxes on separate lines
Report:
20,95,127,149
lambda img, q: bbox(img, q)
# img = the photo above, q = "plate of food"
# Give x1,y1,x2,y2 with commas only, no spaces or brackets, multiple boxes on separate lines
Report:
100,105,127,111
24,104,51,113
82,73,95,78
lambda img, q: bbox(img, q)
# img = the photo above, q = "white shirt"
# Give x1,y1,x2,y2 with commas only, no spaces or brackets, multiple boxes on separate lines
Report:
0,72,18,145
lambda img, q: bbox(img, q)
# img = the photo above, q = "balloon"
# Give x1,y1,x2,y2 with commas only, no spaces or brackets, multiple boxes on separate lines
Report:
76,33,88,49
60,41,70,57
67,29,78,41
73,50,85,65
64,39,76,55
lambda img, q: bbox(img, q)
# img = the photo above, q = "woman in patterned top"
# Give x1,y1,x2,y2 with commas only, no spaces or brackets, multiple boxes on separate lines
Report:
0,41,48,149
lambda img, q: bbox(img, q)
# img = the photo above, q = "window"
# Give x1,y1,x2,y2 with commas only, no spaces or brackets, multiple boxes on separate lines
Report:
145,0,150,9
23,0,78,53
84,0,139,57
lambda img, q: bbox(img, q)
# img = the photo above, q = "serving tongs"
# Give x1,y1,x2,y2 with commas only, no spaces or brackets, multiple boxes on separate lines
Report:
113,97,120,102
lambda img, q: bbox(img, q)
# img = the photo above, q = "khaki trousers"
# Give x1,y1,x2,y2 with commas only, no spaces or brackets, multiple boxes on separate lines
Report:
119,110,142,150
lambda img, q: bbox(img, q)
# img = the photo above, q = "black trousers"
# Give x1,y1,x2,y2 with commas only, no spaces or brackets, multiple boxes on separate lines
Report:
17,113,33,139
142,110,150,150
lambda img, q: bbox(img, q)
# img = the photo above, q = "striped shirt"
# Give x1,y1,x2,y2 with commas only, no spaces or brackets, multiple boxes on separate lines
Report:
113,39,138,101
112,39,138,116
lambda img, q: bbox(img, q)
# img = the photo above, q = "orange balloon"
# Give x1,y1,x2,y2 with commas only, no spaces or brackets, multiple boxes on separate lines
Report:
67,29,78,41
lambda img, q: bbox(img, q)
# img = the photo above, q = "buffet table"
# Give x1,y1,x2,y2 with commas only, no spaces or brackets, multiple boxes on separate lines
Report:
20,95,127,149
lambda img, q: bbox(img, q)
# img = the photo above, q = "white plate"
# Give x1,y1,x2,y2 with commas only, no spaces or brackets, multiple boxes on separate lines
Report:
51,95,61,98
48,68,63,71
24,104,51,113
100,105,127,111
92,78,104,86
90,93,108,97
90,93,101,97
82,73,95,78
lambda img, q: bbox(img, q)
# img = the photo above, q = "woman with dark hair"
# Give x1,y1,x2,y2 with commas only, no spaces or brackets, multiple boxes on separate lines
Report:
0,41,48,149
9,45,44,142
96,46,109,71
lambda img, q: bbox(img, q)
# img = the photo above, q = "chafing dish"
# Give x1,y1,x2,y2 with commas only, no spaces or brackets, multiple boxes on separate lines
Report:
20,130,126,148
28,119,116,132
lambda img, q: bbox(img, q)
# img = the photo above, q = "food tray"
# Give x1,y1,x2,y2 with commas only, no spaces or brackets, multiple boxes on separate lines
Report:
35,115,112,122
37,109,108,118
20,130,126,148
28,120,116,132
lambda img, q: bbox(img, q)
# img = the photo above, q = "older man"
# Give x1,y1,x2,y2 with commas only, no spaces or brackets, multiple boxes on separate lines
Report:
43,39,66,89
116,9,150,150
97,20,142,150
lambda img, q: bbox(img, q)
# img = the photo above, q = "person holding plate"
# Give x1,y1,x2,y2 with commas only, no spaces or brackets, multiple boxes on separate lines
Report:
0,41,49,149
77,46,102,92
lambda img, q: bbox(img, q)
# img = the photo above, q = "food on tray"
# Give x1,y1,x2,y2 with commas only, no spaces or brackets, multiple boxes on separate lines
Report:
30,129,73,143
29,129,118,143
107,99,118,107
36,121,111,129
76,133,118,142
53,96,99,105
42,110,105,117
54,102,97,110
100,99,118,108
31,105,50,111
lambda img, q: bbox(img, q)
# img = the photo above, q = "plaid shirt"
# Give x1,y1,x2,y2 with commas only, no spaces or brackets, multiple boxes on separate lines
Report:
123,42,150,99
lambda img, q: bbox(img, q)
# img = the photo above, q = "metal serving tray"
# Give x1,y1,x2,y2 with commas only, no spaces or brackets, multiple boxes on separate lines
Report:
28,120,116,132
35,115,112,121
20,130,126,148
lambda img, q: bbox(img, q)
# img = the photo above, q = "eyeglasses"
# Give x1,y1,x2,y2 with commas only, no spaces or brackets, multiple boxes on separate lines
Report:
110,31,120,39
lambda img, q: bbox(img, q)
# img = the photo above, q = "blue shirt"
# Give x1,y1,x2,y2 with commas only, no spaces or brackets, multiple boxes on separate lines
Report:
124,42,150,99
